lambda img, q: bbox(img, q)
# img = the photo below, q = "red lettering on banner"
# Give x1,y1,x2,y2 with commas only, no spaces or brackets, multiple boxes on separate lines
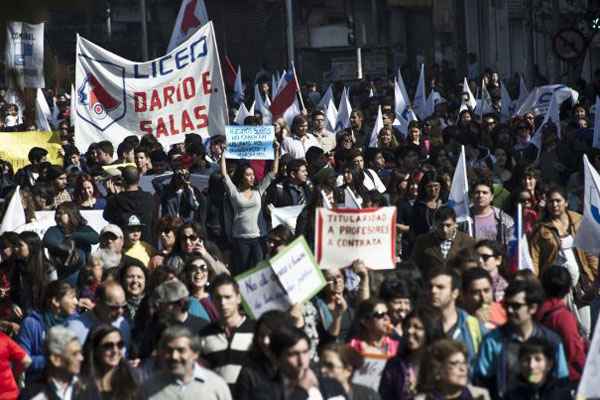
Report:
134,92,147,112
156,117,168,137
149,90,162,111
140,120,152,135
181,110,194,132
194,105,208,128
169,114,181,135
201,71,211,94
182,77,196,99
163,86,175,106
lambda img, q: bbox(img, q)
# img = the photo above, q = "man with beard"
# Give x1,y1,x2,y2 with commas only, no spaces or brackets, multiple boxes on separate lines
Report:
141,325,231,400
92,224,138,269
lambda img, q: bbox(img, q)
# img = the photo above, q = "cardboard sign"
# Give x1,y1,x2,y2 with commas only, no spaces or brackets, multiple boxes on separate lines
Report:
315,207,397,270
224,125,275,160
351,353,388,389
235,236,325,319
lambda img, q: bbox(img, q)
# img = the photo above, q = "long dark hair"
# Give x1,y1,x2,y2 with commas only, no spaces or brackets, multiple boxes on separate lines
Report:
417,170,442,201
55,201,87,233
18,231,50,311
81,325,139,400
232,162,256,190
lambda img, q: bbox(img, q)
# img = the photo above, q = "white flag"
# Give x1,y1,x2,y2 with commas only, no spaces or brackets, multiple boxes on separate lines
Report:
530,93,560,150
167,0,209,52
515,84,578,116
500,82,513,123
517,75,529,107
368,106,383,148
448,146,471,224
413,64,427,120
476,79,494,117
593,97,600,150
233,65,244,104
268,204,304,234
283,97,302,128
70,84,76,126
578,288,600,398
234,102,251,125
396,68,410,108
5,22,45,88
335,87,352,131
516,203,534,271
318,85,338,133
368,87,375,98
462,77,477,111
271,74,279,98
254,84,272,124
423,90,441,120
0,186,26,233
35,88,52,132
573,155,600,254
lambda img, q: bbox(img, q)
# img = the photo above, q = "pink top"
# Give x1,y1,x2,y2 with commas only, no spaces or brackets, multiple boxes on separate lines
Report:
348,336,400,358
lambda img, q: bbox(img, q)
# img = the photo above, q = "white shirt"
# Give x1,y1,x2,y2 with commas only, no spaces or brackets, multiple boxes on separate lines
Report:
336,168,387,194
282,134,321,159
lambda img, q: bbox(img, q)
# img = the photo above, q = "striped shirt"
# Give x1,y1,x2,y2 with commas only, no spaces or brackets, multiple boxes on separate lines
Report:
198,317,255,392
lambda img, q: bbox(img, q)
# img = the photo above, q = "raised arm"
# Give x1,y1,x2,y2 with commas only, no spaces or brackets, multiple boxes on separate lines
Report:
271,141,280,176
220,148,228,178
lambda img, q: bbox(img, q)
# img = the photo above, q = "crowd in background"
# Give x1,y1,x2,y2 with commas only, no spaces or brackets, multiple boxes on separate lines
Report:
0,61,599,399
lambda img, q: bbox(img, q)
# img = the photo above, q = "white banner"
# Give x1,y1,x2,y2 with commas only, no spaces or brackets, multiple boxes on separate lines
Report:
16,210,108,243
5,21,45,88
75,22,227,152
315,207,397,270
514,84,578,116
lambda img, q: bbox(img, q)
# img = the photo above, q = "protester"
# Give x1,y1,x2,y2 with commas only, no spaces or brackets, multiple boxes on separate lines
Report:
80,324,140,399
220,141,280,274
140,325,232,399
319,343,382,400
19,326,83,400
415,339,490,400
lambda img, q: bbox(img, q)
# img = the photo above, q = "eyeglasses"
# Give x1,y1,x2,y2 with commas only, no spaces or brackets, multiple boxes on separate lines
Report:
191,264,208,273
478,253,496,261
100,340,125,351
160,229,173,235
504,301,528,310
105,303,127,310
371,311,389,319
182,234,198,242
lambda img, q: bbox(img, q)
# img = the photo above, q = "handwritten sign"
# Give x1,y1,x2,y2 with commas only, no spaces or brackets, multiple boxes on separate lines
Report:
224,125,275,160
269,236,325,305
315,207,397,270
351,353,388,389
235,261,291,319
235,236,325,319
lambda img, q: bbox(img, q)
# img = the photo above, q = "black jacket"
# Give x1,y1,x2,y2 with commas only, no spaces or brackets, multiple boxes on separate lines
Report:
504,377,575,400
103,189,156,242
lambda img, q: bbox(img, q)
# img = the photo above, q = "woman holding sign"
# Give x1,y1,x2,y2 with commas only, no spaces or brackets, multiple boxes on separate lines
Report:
220,141,280,275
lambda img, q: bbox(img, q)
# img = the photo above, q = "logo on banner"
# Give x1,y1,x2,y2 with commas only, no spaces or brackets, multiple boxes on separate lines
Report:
591,189,600,224
76,57,126,131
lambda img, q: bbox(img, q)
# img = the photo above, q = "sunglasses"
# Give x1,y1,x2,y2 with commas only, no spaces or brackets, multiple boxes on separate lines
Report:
183,234,199,242
191,264,208,272
100,340,125,351
371,311,389,319
478,253,496,261
106,303,127,310
504,301,528,310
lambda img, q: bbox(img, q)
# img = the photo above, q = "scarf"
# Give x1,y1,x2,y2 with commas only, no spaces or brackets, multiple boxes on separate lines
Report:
43,311,67,329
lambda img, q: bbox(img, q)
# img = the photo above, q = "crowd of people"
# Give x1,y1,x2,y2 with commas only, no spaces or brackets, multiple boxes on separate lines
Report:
0,62,599,400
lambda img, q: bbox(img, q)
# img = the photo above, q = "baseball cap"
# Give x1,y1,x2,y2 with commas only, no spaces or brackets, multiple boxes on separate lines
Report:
126,214,144,228
100,224,124,239
155,279,189,303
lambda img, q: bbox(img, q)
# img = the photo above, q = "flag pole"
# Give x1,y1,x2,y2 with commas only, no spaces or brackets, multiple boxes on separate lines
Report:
291,62,306,112
517,202,522,269
139,0,149,60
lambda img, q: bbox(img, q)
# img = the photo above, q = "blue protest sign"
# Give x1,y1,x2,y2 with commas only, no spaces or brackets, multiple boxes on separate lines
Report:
224,125,275,160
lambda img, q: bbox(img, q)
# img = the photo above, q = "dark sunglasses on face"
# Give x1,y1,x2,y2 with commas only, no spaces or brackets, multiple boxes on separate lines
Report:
100,340,125,351
371,311,389,319
478,253,496,261
504,301,528,310
183,234,198,242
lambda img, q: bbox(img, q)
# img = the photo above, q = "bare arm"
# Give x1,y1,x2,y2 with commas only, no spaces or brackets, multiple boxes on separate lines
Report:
271,141,280,176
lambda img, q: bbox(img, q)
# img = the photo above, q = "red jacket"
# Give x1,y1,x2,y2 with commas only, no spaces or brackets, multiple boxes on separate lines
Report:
0,331,27,400
536,298,587,381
